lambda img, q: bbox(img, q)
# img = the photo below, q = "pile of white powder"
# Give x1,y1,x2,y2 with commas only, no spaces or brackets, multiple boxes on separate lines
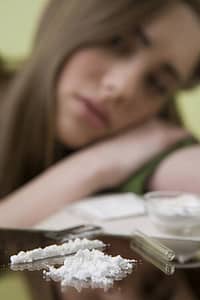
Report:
44,248,135,291
10,238,135,291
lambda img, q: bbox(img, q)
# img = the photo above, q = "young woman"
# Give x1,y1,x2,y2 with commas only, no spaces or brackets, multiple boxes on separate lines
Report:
0,0,200,227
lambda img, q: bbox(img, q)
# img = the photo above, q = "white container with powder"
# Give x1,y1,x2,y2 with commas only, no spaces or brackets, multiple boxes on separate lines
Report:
145,191,200,235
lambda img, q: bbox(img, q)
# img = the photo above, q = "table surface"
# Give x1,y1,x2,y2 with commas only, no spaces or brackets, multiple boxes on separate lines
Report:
0,228,200,300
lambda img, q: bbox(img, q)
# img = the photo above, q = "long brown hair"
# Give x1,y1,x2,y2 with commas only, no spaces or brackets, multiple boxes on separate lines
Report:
0,0,199,197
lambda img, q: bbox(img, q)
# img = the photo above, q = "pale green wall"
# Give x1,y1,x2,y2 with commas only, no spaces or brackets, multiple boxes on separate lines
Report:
177,88,200,140
0,0,47,63
0,273,31,300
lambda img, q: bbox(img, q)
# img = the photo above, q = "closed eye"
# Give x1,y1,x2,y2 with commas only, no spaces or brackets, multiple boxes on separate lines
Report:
108,27,151,55
108,35,132,55
146,74,168,96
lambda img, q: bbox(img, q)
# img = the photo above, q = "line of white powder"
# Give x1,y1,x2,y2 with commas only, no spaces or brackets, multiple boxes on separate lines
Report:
10,238,105,264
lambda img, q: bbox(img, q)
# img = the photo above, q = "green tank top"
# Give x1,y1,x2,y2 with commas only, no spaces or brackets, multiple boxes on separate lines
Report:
117,137,197,195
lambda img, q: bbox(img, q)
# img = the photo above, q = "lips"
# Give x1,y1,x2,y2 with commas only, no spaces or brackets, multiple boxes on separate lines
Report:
76,95,110,129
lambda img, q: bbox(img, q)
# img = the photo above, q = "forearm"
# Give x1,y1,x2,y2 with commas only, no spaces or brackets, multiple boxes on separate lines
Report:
0,152,102,228
125,121,188,166
0,119,188,228
99,119,188,188
149,145,200,193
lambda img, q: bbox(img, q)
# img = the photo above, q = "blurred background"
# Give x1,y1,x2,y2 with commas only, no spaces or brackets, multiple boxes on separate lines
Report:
0,0,200,141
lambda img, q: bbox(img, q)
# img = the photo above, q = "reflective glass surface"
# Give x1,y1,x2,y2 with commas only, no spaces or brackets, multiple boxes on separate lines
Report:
0,228,199,300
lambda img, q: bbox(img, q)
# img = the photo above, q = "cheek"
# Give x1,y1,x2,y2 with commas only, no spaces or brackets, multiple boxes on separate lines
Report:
130,98,166,124
59,50,105,81
56,61,80,97
143,101,166,121
136,94,166,113
57,49,111,96
112,101,163,132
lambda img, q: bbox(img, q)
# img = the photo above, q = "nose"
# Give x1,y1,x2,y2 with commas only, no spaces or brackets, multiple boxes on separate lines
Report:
100,59,143,102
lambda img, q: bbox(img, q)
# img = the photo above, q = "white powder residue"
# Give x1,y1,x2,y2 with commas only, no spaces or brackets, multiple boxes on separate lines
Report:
10,238,105,264
152,194,200,217
44,249,135,291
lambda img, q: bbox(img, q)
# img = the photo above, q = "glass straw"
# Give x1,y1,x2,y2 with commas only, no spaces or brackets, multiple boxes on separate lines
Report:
131,230,175,262
131,242,175,275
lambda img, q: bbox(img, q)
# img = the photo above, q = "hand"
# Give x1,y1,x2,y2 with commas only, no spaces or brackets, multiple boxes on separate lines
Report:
82,118,188,190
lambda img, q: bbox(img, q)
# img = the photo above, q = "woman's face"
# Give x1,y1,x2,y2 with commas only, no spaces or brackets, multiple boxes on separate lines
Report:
56,2,200,148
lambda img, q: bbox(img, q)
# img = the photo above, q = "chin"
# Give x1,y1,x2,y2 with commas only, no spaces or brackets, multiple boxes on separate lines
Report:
59,134,95,149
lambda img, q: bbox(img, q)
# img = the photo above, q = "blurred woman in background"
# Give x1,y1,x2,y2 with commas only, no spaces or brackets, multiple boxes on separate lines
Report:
0,0,200,227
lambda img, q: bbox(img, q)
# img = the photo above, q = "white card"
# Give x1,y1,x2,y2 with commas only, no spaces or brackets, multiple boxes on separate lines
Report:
69,193,146,220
